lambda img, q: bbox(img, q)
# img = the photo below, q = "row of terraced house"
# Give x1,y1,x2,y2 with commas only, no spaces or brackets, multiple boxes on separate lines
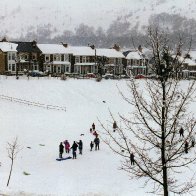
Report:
0,38,196,77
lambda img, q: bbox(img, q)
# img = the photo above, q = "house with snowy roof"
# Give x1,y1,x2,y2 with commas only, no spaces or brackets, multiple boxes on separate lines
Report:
96,48,124,75
62,44,96,75
37,44,71,74
0,41,18,74
13,40,42,73
124,46,148,76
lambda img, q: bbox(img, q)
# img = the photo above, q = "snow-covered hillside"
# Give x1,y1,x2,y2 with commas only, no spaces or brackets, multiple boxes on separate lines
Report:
0,0,196,38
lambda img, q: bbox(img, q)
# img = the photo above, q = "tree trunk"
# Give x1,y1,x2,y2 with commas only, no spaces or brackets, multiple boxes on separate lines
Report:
161,80,169,196
7,159,13,187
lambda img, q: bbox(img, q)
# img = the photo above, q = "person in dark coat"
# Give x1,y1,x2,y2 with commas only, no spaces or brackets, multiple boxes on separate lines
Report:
71,141,78,159
59,142,64,158
94,136,100,150
90,141,94,151
185,141,189,153
179,127,184,137
90,128,93,133
113,121,117,132
92,123,95,131
77,140,83,155
130,153,135,165
191,135,195,147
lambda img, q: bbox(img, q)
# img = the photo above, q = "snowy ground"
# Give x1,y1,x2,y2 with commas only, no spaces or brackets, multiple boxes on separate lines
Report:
0,76,195,196
0,76,144,196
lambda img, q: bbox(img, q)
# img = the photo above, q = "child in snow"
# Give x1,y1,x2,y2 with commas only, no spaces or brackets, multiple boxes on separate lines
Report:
185,141,189,153
90,141,94,151
70,141,78,159
113,121,117,132
130,153,135,165
93,131,98,137
92,123,95,131
64,140,70,153
77,140,83,155
179,127,184,137
59,142,64,158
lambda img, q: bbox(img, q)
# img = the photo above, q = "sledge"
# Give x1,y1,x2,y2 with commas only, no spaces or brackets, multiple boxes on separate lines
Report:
56,156,72,161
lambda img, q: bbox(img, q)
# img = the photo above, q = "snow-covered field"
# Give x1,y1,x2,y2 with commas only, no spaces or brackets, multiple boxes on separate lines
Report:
0,76,145,196
0,76,195,196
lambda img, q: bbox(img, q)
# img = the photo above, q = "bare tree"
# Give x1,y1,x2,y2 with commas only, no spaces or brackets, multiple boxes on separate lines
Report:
100,27,196,195
7,137,21,187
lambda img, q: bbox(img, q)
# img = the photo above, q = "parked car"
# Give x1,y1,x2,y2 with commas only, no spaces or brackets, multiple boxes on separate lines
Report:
135,74,146,79
86,73,96,78
29,71,44,77
102,73,114,79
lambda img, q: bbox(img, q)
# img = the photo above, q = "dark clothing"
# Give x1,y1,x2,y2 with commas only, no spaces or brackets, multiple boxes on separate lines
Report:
92,123,95,130
94,137,100,150
77,140,83,155
130,153,135,165
185,141,189,153
71,142,78,159
113,121,117,129
191,136,195,147
179,128,184,137
90,142,94,151
59,143,64,158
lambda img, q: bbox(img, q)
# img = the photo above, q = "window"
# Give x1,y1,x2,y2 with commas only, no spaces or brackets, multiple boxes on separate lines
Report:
64,54,69,61
117,58,122,64
32,54,36,60
45,55,50,62
86,57,90,63
8,64,11,70
109,58,115,64
75,56,80,63
82,56,86,63
8,53,11,60
66,66,69,72
54,54,60,61
12,64,15,71
61,55,64,61
12,53,15,60
34,65,38,70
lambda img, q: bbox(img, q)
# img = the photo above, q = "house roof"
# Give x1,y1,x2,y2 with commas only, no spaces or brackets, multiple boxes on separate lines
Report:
13,41,41,53
126,51,144,60
96,48,124,58
64,46,95,56
184,58,196,66
0,42,18,52
37,44,68,54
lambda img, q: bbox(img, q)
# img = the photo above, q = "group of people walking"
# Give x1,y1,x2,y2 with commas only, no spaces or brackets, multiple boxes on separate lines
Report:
58,123,100,159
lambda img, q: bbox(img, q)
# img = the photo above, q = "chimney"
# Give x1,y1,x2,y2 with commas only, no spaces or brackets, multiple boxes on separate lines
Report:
62,43,68,48
32,40,37,47
138,45,143,53
1,37,8,42
113,44,120,51
90,44,95,49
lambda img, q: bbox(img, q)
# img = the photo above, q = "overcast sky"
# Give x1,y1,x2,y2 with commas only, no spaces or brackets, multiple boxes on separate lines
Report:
0,0,196,37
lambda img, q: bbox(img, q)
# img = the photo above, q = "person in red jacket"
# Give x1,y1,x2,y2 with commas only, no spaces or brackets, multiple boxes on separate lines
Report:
64,140,70,153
